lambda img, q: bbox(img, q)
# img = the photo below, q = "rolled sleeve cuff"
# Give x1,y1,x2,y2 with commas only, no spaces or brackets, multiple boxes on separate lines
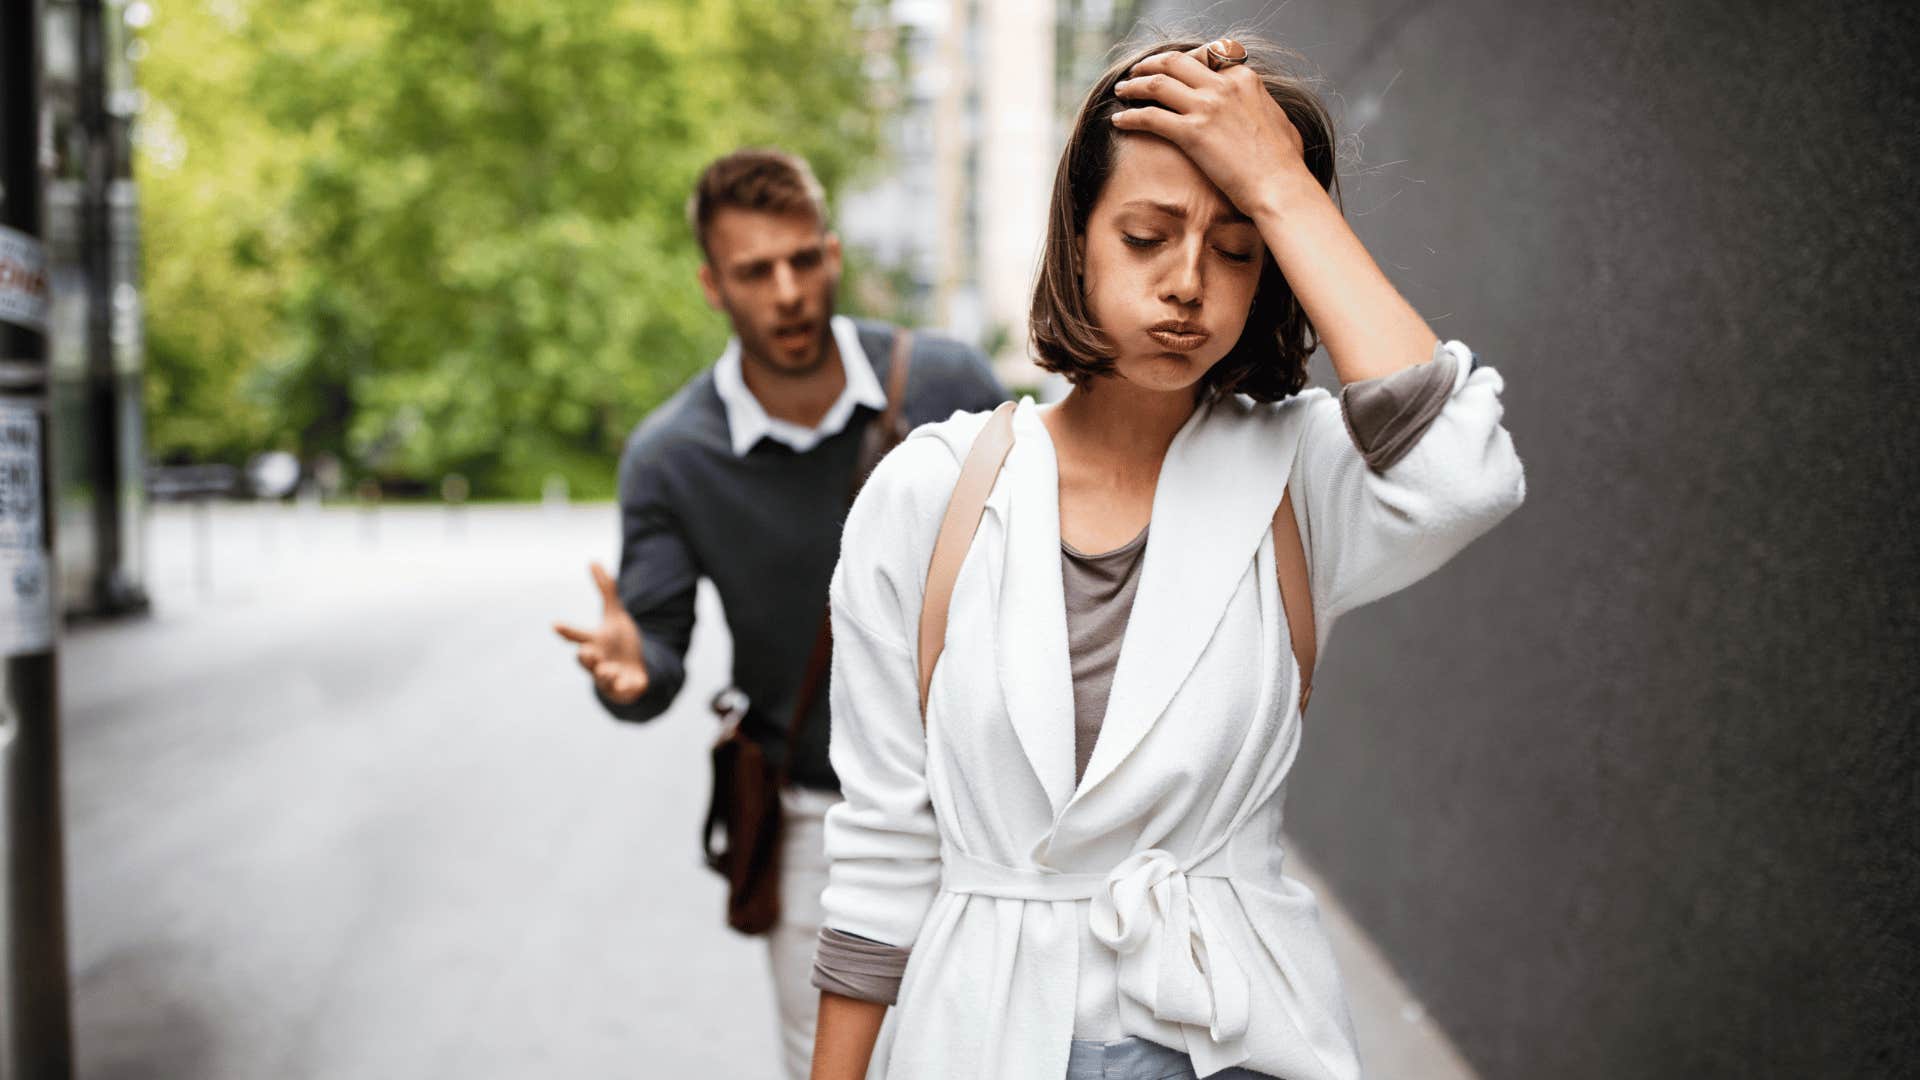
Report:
594,634,681,722
811,927,911,1005
1339,339,1476,472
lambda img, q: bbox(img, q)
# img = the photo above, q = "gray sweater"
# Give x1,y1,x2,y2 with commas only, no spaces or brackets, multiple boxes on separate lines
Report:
596,320,1006,791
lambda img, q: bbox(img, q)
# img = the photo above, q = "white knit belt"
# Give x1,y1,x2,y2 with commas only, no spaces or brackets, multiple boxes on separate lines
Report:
940,847,1252,1070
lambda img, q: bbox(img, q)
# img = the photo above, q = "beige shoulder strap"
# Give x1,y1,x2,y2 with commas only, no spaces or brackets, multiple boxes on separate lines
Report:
916,401,1017,720
1272,487,1316,711
914,403,1312,720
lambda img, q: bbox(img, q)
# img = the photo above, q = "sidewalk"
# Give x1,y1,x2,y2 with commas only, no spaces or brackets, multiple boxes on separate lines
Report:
62,502,1474,1078
1288,855,1478,1079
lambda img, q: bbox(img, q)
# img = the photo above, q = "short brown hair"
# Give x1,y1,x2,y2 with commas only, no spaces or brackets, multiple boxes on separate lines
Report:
1029,35,1339,402
687,148,830,259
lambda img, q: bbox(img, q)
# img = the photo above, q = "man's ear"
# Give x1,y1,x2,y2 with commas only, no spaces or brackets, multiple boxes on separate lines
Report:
825,231,844,279
696,261,723,312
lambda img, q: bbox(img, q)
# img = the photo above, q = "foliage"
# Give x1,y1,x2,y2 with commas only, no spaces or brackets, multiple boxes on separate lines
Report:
137,0,887,496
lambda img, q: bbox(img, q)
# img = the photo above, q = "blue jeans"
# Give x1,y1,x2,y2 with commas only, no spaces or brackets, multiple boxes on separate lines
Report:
1064,1038,1280,1079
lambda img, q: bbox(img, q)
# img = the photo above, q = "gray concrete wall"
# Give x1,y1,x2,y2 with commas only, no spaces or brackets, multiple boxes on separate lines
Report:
1140,2,1920,1076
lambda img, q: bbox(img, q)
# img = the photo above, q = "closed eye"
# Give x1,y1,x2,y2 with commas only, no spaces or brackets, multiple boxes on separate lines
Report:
1121,234,1162,249
1214,247,1254,264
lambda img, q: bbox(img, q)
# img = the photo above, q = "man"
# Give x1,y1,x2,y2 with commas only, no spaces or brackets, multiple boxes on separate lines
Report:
553,148,1004,1078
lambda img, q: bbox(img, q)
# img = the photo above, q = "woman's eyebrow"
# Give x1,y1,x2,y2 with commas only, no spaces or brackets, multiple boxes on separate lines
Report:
1119,199,1254,226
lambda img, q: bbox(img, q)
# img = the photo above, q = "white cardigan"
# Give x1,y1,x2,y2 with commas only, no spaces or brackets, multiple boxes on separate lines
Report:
821,342,1525,1079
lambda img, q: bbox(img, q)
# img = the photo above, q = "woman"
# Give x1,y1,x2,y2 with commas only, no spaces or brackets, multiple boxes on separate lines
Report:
808,34,1525,1080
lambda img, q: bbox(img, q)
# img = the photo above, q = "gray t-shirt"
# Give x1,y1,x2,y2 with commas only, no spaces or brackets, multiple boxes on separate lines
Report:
1061,525,1151,783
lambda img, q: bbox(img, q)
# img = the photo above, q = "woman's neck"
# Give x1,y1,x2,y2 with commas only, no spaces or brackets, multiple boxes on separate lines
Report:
1043,374,1199,480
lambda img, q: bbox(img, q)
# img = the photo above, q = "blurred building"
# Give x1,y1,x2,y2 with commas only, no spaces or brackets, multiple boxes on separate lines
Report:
38,0,151,619
841,0,1141,388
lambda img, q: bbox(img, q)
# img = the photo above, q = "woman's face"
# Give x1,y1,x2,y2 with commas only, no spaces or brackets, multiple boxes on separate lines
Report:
1078,133,1266,394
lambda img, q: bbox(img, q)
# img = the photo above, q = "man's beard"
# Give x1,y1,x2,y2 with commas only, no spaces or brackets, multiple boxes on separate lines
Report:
735,282,838,379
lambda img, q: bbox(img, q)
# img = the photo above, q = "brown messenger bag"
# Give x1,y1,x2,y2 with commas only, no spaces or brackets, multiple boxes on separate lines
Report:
914,400,1317,723
703,329,916,936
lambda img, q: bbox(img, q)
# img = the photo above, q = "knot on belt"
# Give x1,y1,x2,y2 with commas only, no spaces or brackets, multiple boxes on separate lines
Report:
941,847,1251,1054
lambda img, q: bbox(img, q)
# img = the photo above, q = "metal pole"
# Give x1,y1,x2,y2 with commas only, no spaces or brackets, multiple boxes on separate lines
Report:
0,0,76,1075
78,0,146,617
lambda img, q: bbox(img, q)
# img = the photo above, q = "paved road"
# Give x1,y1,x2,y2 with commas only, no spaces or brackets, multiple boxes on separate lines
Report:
60,502,1472,1078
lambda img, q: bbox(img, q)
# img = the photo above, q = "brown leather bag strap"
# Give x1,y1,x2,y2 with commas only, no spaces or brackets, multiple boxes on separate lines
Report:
916,401,1017,720
1271,486,1317,711
785,615,835,748
852,329,915,493
880,329,913,436
785,329,919,754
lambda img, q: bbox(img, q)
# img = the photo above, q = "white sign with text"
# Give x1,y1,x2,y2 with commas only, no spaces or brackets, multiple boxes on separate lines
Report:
0,225,49,333
0,401,52,655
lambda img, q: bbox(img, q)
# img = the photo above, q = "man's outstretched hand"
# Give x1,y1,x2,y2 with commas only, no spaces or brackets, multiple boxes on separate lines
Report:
554,562,650,704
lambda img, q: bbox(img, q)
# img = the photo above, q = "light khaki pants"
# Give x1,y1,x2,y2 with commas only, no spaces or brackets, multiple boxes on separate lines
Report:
769,785,839,1080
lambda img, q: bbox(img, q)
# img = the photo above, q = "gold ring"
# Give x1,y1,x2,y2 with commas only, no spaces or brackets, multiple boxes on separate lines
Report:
1204,38,1248,71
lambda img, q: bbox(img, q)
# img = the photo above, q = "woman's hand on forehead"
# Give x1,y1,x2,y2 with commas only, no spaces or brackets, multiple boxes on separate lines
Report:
1110,44,1310,217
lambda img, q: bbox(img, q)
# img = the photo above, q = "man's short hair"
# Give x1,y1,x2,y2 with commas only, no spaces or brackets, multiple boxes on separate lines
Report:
687,148,829,260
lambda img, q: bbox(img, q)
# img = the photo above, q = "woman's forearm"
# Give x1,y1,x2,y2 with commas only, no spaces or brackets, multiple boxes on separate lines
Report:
810,990,887,1080
1249,169,1439,385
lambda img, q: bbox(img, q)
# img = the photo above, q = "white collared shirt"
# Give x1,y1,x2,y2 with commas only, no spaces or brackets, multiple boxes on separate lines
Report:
712,315,888,457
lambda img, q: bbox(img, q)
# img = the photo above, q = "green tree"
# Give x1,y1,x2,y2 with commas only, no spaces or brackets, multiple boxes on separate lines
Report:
138,0,887,496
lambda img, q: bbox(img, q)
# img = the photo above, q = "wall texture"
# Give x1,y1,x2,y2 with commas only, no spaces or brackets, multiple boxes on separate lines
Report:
1137,2,1919,1076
